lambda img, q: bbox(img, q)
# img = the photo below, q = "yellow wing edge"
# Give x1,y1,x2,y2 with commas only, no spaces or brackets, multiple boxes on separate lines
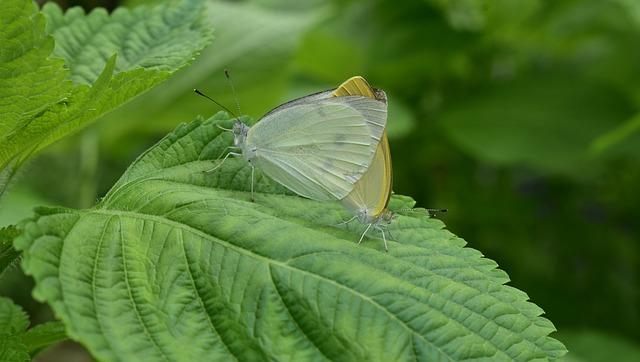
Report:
333,76,393,216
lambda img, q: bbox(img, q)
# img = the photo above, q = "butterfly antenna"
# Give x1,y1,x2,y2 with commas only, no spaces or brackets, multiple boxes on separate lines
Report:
397,207,447,216
225,69,243,117
422,208,448,217
193,88,239,119
418,208,448,213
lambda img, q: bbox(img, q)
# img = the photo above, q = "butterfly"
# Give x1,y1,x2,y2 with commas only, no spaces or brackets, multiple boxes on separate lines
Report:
334,77,446,251
208,77,387,201
329,77,395,251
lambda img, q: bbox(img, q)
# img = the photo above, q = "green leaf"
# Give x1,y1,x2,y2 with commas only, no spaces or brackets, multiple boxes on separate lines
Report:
111,0,325,121
0,296,29,335
0,0,212,198
0,298,30,360
0,297,67,359
0,0,71,195
20,322,67,357
590,111,640,154
16,113,566,360
0,335,29,362
438,74,634,178
0,226,22,279
555,329,640,362
43,0,211,84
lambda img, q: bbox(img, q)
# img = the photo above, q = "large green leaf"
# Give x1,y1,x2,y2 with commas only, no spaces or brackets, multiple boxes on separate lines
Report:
0,0,212,198
16,112,566,361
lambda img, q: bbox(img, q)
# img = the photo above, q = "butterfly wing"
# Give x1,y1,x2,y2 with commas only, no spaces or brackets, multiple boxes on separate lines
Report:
245,95,387,200
332,76,377,98
334,77,393,223
263,76,387,156
340,130,393,222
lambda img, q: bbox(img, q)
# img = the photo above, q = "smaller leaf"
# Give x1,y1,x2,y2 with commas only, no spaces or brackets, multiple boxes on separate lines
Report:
0,296,29,335
0,298,66,359
0,0,71,194
0,334,29,362
0,0,213,198
20,322,67,357
43,0,213,84
590,111,640,154
0,226,22,278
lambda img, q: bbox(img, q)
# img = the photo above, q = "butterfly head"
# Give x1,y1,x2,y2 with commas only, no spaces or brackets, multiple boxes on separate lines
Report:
379,209,397,225
231,120,250,147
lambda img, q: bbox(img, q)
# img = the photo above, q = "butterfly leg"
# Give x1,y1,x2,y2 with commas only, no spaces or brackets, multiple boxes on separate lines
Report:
204,151,241,173
215,145,240,160
358,223,374,245
216,124,234,132
378,226,389,252
249,161,255,202
386,226,397,242
334,214,358,227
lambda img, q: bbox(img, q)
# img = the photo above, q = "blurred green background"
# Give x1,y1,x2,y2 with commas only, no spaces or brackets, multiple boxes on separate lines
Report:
2,0,640,360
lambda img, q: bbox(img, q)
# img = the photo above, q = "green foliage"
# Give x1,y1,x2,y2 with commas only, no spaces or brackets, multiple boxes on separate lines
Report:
0,0,70,196
0,296,29,335
284,0,640,347
0,296,67,361
96,0,327,150
15,113,566,360
556,329,640,362
0,226,21,280
438,74,634,177
0,0,212,199
0,0,212,357
3,0,638,359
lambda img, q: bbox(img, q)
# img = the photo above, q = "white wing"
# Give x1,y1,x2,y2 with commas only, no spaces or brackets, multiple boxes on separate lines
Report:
245,95,387,200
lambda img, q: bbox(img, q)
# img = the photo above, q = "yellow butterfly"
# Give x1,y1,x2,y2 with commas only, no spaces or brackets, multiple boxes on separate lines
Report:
329,77,395,251
333,77,445,251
